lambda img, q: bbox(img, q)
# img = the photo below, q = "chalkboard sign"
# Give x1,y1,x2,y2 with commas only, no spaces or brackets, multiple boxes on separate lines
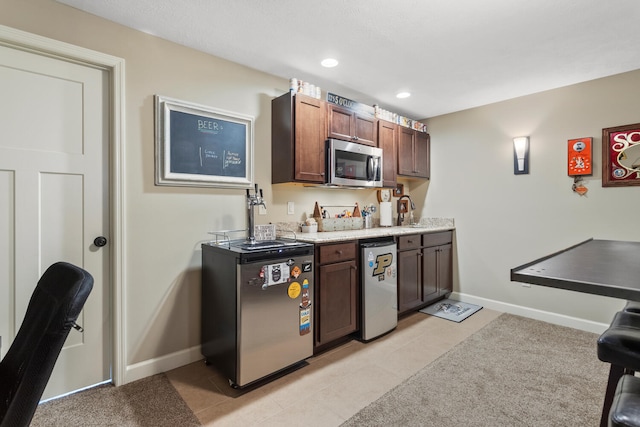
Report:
155,95,254,188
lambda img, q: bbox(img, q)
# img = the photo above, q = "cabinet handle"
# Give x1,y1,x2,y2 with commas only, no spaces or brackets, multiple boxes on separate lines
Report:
336,250,343,255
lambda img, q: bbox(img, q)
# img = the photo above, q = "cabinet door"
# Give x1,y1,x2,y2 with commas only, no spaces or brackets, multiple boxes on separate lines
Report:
378,120,397,187
422,246,439,304
438,243,453,296
317,260,358,345
398,127,430,178
397,126,415,176
295,95,326,182
397,249,423,313
414,132,430,178
354,113,377,146
327,104,353,142
327,104,377,146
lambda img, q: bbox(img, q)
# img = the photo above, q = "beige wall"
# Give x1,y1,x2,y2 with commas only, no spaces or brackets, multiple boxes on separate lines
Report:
0,0,392,382
2,0,636,384
424,70,640,325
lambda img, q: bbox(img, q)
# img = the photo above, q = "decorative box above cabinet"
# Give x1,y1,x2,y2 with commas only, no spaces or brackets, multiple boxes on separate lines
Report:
327,103,377,147
272,92,327,184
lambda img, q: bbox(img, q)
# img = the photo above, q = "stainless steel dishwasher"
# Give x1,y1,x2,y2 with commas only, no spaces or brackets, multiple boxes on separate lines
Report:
360,237,398,341
201,240,314,388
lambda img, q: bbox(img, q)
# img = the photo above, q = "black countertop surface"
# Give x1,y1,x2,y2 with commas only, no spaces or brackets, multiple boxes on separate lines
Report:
511,238,640,301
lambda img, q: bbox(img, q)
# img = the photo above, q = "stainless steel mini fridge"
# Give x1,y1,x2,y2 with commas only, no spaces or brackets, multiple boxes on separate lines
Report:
360,238,398,341
201,241,315,388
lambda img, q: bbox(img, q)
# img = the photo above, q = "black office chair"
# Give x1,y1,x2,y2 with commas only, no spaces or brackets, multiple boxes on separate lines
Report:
0,262,94,427
598,311,640,427
624,301,640,313
609,374,640,427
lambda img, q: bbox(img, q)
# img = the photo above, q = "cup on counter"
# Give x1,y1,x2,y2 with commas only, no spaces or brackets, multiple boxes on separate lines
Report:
301,223,318,233
364,216,372,229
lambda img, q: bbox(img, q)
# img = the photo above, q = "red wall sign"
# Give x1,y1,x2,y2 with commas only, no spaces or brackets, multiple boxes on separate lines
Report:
567,137,592,176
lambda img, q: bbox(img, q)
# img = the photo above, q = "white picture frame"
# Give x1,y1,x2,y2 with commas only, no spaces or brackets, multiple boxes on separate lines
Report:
154,95,254,188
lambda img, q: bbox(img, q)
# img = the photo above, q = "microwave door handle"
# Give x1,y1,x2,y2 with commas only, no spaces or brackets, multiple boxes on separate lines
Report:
367,156,374,181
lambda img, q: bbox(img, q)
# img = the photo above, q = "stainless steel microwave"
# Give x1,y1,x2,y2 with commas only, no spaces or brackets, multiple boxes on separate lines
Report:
327,139,383,188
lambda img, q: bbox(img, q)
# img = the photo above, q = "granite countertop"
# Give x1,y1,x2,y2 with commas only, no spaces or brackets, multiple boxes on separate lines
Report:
281,218,455,244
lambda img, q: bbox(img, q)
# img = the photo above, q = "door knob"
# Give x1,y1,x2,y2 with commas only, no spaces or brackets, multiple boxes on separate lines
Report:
94,236,108,247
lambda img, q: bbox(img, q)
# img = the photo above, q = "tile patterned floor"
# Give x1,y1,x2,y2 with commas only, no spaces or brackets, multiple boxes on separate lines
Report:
166,308,502,426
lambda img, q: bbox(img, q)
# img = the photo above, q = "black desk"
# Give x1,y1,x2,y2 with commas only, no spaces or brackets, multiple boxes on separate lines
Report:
511,239,640,301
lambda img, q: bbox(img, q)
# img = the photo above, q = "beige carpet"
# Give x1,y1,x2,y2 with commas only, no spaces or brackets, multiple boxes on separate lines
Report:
31,373,199,427
342,313,609,426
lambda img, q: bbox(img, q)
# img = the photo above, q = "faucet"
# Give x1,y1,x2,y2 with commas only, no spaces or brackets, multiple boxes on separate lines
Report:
246,184,266,244
397,195,416,226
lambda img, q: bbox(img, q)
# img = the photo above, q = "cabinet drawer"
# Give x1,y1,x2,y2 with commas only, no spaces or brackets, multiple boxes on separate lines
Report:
422,231,453,247
318,242,357,264
397,234,422,250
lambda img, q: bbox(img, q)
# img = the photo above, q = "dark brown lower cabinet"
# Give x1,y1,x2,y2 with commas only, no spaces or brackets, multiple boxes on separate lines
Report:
398,231,453,315
315,241,358,351
398,246,422,313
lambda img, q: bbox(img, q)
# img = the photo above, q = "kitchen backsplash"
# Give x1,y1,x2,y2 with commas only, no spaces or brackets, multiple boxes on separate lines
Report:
274,217,454,234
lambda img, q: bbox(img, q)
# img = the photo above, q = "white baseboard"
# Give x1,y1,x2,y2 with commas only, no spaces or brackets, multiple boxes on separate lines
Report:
449,292,611,334
124,345,203,384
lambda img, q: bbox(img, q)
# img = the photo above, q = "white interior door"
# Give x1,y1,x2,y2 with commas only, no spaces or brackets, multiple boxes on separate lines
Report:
0,43,110,399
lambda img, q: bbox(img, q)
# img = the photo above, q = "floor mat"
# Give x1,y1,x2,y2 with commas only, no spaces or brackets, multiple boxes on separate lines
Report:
419,298,482,322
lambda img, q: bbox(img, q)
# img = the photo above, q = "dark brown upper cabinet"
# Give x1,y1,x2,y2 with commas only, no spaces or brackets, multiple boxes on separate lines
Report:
327,103,377,147
272,92,327,184
398,127,430,178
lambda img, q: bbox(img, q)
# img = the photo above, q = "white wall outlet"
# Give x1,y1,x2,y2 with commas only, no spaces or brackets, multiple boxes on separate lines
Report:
287,201,295,215
258,205,267,215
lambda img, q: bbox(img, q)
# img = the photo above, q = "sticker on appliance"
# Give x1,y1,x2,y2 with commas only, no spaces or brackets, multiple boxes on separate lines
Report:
264,262,290,286
372,253,394,281
301,279,310,307
291,265,301,279
301,262,312,273
288,282,301,299
299,306,311,335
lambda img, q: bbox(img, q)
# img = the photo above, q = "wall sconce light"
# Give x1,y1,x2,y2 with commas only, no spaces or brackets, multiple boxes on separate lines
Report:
513,136,529,175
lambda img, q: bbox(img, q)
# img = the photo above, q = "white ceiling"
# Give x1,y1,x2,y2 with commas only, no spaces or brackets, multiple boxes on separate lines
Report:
57,0,640,119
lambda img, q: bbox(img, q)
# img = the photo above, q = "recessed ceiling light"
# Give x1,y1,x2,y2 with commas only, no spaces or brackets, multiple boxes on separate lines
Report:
396,92,411,99
321,58,339,68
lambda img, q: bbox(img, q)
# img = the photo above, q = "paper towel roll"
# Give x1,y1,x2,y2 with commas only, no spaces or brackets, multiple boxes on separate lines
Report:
379,202,393,227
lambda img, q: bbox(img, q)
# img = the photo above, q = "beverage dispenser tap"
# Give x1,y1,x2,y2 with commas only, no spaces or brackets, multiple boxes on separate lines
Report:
246,183,266,245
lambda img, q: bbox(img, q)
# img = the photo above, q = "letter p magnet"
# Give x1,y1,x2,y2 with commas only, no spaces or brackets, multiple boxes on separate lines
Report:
372,253,393,277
